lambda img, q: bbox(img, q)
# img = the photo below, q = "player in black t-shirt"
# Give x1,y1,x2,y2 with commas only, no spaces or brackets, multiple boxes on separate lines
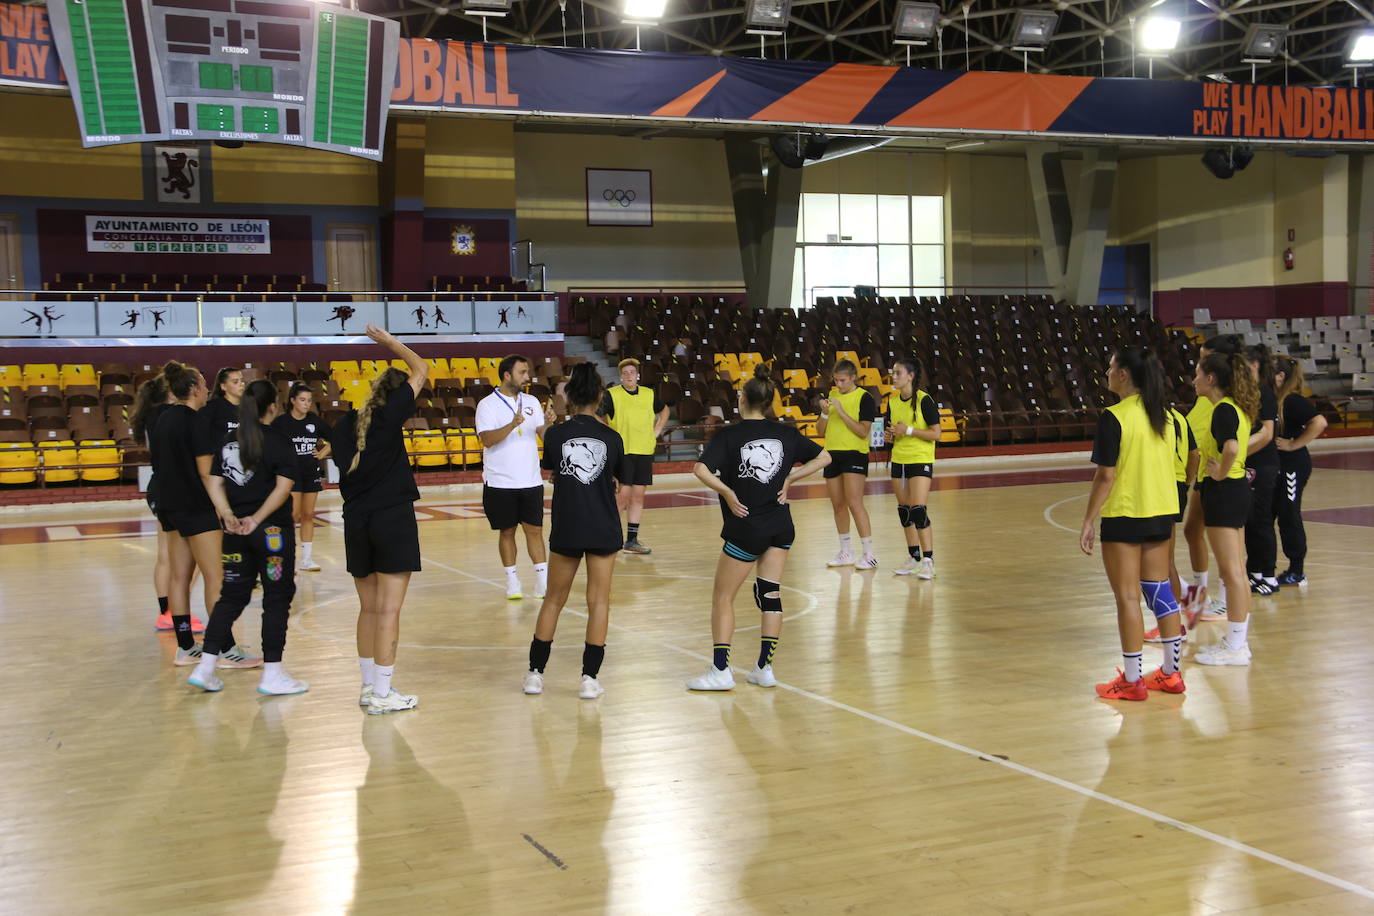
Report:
523,362,624,700
189,380,307,696
685,367,831,691
203,366,245,444
1271,355,1327,586
328,325,428,715
273,383,332,573
1243,346,1281,594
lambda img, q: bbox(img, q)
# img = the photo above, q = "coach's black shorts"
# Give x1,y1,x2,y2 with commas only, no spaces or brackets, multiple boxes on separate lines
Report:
158,510,220,538
618,454,654,487
1175,481,1189,523
823,450,869,478
891,462,933,480
483,485,544,530
344,501,421,578
550,545,620,560
1200,477,1251,529
1100,515,1174,544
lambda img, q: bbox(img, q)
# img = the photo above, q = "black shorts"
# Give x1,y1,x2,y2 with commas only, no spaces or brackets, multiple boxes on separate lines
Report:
824,450,869,478
891,462,933,480
550,545,620,560
618,454,654,487
1100,515,1174,544
1175,481,1189,523
722,518,795,562
1200,477,1251,529
344,501,421,578
483,485,545,530
158,510,220,538
293,473,323,494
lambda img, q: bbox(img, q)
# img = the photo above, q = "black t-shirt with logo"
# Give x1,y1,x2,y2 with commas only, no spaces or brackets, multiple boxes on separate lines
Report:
272,411,326,483
1246,387,1280,469
328,385,419,515
211,425,299,525
540,414,626,553
201,397,240,446
149,404,215,516
698,419,823,538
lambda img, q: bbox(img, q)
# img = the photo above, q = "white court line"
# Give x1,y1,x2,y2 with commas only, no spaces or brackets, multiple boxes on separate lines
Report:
1043,493,1085,533
388,551,1374,901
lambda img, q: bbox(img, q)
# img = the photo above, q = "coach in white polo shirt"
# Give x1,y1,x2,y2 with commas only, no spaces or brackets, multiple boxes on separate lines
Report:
477,354,556,600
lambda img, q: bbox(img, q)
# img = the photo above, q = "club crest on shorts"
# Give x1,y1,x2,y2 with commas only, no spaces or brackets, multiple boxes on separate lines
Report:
266,556,284,581
264,526,283,553
560,437,607,484
739,438,784,483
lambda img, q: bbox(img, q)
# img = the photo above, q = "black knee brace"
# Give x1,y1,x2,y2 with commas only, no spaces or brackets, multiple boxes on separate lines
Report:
754,578,782,613
913,505,930,529
898,505,914,528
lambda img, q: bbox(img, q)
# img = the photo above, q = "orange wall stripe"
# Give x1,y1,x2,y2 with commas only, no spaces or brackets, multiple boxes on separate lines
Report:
651,70,728,118
887,72,1093,131
750,63,899,124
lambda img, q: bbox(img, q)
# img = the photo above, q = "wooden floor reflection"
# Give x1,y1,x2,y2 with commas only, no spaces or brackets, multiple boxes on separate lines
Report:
3,448,1374,914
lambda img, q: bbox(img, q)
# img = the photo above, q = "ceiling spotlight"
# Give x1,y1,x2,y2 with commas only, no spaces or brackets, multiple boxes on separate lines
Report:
1139,16,1181,53
623,0,667,24
745,0,791,33
1201,146,1253,180
1009,10,1058,51
892,1,940,45
1348,31,1374,63
1241,23,1287,61
461,0,512,13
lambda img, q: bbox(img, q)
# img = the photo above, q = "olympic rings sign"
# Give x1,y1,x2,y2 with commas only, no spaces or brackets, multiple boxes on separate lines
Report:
602,188,637,207
587,168,652,226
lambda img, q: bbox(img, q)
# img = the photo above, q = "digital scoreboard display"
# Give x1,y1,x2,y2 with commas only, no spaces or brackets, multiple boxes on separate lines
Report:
45,0,398,160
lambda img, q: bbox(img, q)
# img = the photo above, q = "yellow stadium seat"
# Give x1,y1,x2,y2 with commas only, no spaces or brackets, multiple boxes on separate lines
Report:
739,352,766,374
60,364,98,388
779,404,805,422
39,440,79,483
939,408,962,443
834,350,861,369
857,367,882,388
78,440,122,482
23,364,61,387
412,431,448,467
0,442,39,485
770,390,785,417
445,429,481,468
359,359,390,377
781,368,809,389
425,358,452,379
340,379,370,408
329,360,361,382
451,357,479,380
0,365,22,387
713,353,741,378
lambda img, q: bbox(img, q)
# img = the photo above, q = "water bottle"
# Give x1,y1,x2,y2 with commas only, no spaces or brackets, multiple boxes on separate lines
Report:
869,416,885,449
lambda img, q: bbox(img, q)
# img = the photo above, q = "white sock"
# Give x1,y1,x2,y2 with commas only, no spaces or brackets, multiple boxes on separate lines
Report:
194,653,219,678
359,656,375,688
504,565,518,578
1227,620,1249,648
1218,581,1227,604
1192,571,1208,589
860,537,874,556
838,533,851,551
534,562,548,576
262,661,284,683
1161,636,1182,675
1264,576,1277,587
374,664,395,699
1123,652,1143,682
302,542,313,562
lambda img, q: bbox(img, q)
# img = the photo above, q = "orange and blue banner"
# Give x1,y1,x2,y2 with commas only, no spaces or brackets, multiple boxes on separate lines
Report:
0,2,62,88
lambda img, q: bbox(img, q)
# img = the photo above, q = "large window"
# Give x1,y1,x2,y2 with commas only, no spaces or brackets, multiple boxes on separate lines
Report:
793,193,945,310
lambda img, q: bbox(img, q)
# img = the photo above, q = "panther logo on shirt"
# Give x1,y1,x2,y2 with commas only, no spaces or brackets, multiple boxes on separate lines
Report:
560,437,607,484
219,441,253,487
738,438,784,483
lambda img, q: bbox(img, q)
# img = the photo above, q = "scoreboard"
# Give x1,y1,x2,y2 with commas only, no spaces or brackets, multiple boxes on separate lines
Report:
45,0,398,161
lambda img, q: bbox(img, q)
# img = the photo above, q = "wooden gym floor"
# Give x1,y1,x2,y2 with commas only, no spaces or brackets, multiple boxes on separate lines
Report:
2,443,1373,915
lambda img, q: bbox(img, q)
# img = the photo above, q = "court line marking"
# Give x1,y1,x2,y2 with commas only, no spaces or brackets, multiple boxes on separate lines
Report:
1043,493,1085,533
403,554,1374,901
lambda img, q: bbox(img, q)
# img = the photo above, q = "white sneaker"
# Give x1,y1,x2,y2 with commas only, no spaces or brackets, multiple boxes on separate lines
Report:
359,684,374,707
187,670,223,692
826,550,854,567
257,672,310,695
686,666,735,691
522,670,544,695
1195,637,1252,666
173,645,204,667
1200,599,1228,621
746,665,777,688
579,675,605,699
894,556,918,576
367,688,419,715
298,558,321,572
506,575,523,600
856,553,879,570
917,558,935,580
217,645,264,669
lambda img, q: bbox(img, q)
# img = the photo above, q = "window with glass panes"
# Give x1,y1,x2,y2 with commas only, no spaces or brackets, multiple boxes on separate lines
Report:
792,193,945,310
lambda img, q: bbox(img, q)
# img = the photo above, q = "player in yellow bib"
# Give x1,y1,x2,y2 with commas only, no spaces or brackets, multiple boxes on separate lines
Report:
599,358,668,554
883,357,940,579
1079,347,1186,700
816,359,879,569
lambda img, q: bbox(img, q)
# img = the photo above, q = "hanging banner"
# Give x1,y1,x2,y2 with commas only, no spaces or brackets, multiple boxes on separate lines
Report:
85,215,271,255
0,3,62,88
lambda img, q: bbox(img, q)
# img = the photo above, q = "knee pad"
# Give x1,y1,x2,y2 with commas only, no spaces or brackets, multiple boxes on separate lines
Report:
753,578,782,614
897,505,914,528
912,505,930,530
1141,580,1180,620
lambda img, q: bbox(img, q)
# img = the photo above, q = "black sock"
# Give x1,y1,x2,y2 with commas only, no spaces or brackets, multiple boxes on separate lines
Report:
758,636,778,669
923,550,933,561
582,643,605,678
529,637,552,673
172,615,194,650
627,522,640,541
907,545,921,559
157,596,169,616
712,644,731,670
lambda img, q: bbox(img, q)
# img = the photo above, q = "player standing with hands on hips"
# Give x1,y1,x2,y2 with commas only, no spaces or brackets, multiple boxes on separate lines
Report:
477,354,557,600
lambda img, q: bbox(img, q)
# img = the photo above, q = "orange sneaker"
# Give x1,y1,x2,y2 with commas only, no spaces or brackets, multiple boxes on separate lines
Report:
1095,669,1147,701
1184,586,1209,627
1143,625,1187,643
155,614,206,633
1142,667,1186,693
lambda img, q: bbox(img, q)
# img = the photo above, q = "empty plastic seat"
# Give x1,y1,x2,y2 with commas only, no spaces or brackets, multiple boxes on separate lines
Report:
23,364,61,387
0,441,39,484
39,440,79,483
445,429,481,468
78,440,121,482
411,431,448,468
60,365,97,388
